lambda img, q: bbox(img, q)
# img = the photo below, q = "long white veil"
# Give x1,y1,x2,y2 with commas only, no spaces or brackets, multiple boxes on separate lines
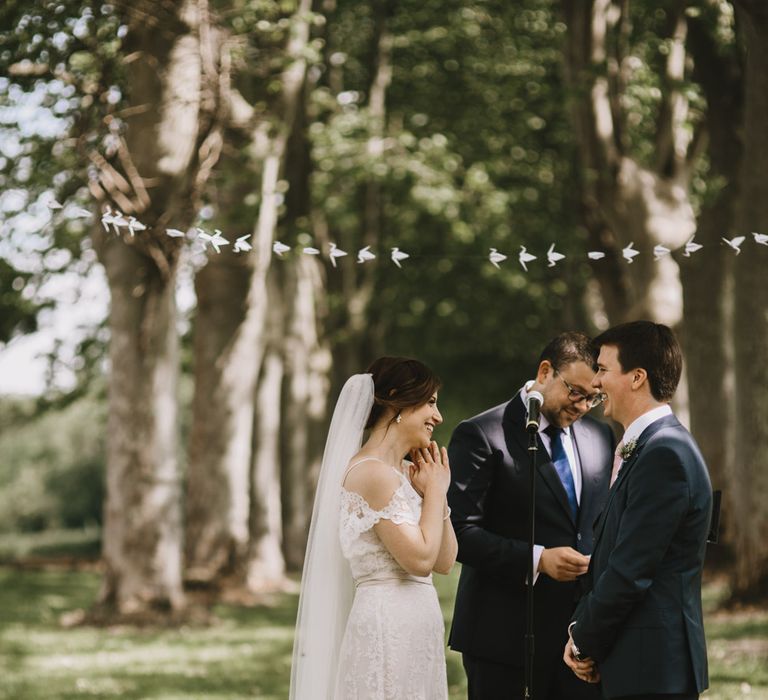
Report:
289,373,374,699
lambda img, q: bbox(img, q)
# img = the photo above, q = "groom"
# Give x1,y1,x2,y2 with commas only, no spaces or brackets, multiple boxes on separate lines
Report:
448,331,614,699
565,321,712,699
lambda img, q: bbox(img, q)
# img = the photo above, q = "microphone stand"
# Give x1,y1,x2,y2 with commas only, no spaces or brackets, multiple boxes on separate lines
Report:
524,423,538,700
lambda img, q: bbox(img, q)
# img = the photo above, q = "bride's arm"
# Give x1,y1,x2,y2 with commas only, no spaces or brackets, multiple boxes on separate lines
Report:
345,460,449,578
377,482,446,577
432,504,458,574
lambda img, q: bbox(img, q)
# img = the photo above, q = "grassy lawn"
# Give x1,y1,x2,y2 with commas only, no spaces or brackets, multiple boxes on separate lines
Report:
0,565,766,699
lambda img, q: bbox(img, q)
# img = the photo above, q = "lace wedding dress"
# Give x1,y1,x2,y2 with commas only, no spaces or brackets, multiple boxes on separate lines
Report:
334,459,449,700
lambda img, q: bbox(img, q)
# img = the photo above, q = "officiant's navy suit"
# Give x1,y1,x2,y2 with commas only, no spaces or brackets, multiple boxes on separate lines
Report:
570,414,712,699
448,392,614,699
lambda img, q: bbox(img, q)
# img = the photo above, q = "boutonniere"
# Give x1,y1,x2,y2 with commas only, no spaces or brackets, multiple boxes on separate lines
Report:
619,438,638,460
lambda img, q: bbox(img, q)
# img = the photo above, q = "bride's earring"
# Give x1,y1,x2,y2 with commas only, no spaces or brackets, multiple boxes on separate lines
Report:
395,413,402,424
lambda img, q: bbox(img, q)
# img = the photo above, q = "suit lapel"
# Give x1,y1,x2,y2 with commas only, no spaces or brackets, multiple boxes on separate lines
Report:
591,451,640,545
505,395,532,457
504,394,576,525
571,421,597,497
592,414,681,547
571,421,602,519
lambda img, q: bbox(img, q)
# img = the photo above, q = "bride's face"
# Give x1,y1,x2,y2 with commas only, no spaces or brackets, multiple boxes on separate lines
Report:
400,393,442,448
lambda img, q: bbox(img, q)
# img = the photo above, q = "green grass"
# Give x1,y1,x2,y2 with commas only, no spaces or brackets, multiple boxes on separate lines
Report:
0,566,766,699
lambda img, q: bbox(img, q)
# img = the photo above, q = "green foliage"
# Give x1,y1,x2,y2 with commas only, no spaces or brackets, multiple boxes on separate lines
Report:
0,258,42,342
299,0,594,412
0,0,124,200
0,1,125,395
0,0,752,570
0,390,106,532
0,566,765,699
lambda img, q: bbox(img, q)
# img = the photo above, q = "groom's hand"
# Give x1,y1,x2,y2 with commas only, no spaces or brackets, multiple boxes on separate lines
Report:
563,638,600,684
539,547,590,581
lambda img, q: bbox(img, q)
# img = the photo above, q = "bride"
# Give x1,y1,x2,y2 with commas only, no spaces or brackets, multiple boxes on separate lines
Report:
290,356,458,700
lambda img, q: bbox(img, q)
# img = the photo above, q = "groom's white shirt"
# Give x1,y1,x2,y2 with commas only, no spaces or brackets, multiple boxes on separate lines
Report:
620,404,672,449
521,381,584,584
614,405,673,477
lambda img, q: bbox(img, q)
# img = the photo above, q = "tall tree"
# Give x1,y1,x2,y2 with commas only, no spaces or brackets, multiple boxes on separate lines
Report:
184,0,314,589
729,0,768,600
278,256,330,568
184,144,255,585
560,0,701,326
321,0,394,391
278,85,330,569
246,264,287,587
679,6,742,520
92,0,225,615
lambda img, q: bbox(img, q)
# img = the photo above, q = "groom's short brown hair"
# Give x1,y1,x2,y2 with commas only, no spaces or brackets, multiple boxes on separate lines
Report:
593,321,682,402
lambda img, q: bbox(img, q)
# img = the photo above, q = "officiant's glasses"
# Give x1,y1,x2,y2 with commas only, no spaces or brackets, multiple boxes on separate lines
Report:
555,370,605,409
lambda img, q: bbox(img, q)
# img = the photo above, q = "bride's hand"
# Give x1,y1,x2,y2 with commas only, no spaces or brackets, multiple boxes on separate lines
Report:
407,460,425,498
409,441,451,497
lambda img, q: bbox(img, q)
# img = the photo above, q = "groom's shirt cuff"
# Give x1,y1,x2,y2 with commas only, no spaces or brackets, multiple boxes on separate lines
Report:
568,621,583,658
526,544,544,585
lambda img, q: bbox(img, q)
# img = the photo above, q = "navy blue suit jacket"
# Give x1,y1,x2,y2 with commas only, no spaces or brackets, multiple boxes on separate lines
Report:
571,414,712,698
448,393,613,665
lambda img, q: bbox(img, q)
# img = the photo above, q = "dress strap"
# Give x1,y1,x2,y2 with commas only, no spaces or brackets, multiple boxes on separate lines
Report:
342,456,388,485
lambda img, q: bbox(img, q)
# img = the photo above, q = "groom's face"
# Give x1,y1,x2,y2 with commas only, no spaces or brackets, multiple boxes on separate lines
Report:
592,344,633,426
539,360,597,429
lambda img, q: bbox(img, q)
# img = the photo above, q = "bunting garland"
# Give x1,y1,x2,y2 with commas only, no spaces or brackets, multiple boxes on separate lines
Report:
45,200,768,272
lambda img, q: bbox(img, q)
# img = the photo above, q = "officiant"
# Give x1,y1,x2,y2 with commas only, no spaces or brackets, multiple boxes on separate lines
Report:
447,331,614,700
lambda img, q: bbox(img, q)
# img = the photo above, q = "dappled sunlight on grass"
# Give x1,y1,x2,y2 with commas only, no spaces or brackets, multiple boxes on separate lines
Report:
0,566,294,699
0,565,766,699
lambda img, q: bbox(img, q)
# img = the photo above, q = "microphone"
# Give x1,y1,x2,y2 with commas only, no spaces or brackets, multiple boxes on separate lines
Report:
525,390,544,433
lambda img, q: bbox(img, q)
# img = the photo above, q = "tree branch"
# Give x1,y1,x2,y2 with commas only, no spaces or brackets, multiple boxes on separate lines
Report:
560,0,621,173
653,1,689,177
606,0,629,154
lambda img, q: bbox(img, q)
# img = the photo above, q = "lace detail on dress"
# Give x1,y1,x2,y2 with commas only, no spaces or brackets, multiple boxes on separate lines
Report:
339,467,425,584
339,481,419,550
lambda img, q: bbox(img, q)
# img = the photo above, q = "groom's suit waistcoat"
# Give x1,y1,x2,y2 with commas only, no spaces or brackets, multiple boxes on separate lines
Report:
448,393,614,665
572,414,712,699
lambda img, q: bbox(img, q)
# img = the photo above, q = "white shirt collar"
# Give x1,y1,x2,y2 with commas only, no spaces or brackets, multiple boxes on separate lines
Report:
622,404,672,447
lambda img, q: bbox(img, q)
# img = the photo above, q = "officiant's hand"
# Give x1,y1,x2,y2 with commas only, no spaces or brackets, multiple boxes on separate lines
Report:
563,638,600,683
539,547,590,581
409,441,451,497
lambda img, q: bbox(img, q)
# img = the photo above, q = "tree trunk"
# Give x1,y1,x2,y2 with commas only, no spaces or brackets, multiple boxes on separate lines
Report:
680,14,742,539
185,131,258,585
93,0,225,615
278,87,332,570
561,0,696,327
246,267,288,590
183,0,313,586
730,0,768,600
280,257,331,570
185,248,253,583
98,245,184,614
320,0,394,395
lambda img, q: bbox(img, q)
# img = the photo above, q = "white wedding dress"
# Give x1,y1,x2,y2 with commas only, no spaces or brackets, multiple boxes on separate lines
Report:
334,459,449,700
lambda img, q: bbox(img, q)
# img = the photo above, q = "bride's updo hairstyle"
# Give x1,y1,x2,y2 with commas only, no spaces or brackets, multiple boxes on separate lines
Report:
364,356,441,430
